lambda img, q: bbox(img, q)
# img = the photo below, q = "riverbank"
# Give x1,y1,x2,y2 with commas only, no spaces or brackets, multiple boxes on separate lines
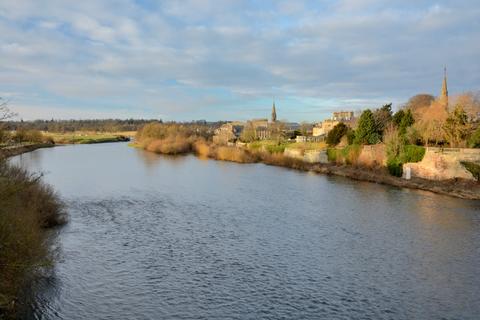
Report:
135,141,480,200
47,132,130,145
0,143,54,159
0,134,131,159
0,158,66,318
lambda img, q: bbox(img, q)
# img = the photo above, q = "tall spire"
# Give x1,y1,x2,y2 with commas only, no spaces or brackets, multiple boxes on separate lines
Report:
440,66,448,108
271,98,277,122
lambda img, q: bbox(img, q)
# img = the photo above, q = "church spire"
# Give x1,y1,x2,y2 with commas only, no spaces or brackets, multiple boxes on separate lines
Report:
440,66,448,108
271,98,277,122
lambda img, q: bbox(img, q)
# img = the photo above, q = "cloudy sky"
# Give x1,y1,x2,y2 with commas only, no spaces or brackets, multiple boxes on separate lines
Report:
1,0,479,122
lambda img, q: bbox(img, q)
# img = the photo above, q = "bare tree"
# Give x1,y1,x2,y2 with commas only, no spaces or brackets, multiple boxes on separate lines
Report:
0,98,16,121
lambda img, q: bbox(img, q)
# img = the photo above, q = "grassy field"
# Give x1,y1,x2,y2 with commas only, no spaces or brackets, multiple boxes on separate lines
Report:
247,140,327,153
45,131,134,144
285,141,327,151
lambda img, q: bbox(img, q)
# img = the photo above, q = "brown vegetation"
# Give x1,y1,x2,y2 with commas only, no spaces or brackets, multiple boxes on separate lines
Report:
0,161,66,317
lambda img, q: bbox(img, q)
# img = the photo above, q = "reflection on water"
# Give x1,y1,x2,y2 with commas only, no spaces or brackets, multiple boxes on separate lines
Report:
10,142,480,320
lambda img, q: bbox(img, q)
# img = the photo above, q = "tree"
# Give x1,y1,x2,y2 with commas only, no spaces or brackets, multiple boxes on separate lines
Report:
326,122,348,146
0,98,16,121
405,94,435,112
392,110,405,127
443,105,471,147
269,121,286,143
240,122,257,142
451,92,480,121
354,109,381,145
373,103,393,135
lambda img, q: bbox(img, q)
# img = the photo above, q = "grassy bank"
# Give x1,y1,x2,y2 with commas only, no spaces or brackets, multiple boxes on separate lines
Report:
0,143,54,160
0,161,66,318
134,122,479,199
46,132,131,144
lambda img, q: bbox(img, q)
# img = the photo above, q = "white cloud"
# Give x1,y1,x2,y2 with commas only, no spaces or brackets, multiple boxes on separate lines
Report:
0,0,478,120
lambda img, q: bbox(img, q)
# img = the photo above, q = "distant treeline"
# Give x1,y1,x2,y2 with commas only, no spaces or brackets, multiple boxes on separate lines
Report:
3,119,224,133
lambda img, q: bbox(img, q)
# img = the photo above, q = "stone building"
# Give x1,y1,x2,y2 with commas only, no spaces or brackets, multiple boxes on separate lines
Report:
312,119,339,136
439,66,449,109
271,100,277,123
212,122,244,145
332,111,354,121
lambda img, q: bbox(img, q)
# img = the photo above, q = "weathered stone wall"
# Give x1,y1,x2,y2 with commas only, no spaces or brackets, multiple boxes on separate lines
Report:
404,147,480,181
284,148,328,164
356,144,386,167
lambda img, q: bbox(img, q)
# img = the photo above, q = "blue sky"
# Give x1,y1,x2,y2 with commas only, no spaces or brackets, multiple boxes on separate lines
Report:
0,0,479,122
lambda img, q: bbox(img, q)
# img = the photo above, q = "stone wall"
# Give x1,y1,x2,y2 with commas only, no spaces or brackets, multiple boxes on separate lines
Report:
356,144,386,167
404,147,480,181
284,148,328,164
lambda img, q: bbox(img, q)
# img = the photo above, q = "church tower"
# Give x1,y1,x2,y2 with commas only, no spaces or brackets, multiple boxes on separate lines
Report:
440,66,448,108
271,99,277,123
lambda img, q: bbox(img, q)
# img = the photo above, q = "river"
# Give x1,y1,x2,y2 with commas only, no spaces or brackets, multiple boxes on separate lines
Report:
10,142,480,319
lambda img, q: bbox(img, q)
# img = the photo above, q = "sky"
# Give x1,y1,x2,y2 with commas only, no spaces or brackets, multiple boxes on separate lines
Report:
0,0,479,122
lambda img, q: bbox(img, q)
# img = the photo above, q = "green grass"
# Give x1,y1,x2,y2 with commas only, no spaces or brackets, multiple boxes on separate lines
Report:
327,144,361,164
247,140,292,153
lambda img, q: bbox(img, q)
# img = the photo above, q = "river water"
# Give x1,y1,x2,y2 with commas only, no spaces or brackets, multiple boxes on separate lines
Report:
10,142,480,319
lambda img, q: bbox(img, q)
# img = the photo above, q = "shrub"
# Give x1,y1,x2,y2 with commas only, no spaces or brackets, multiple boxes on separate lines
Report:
461,161,480,182
326,145,361,165
400,145,426,163
342,144,362,165
215,146,256,163
346,129,355,145
146,136,192,155
327,148,337,162
469,127,480,148
0,130,9,144
0,161,66,315
192,140,211,157
387,159,403,177
266,143,287,153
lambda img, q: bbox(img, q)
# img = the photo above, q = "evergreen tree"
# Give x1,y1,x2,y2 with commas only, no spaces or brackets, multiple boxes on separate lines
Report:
326,122,348,146
354,109,381,145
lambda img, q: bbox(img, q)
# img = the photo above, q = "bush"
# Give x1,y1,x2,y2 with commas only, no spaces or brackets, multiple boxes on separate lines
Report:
387,159,403,177
326,144,361,165
342,144,362,165
469,127,480,148
11,129,45,144
400,145,426,163
0,161,66,315
327,148,337,162
266,143,287,153
461,161,480,181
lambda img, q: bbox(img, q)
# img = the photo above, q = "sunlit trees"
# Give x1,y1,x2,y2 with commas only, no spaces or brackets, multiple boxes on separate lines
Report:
240,122,257,142
373,103,393,136
443,105,471,147
326,122,348,146
354,109,381,145
405,94,435,112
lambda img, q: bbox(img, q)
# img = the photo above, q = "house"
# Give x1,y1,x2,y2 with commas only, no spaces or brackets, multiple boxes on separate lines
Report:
313,119,339,136
212,122,245,144
332,111,354,121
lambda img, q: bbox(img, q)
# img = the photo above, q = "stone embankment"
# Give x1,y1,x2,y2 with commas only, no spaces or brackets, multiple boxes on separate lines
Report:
404,147,480,181
282,144,479,200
